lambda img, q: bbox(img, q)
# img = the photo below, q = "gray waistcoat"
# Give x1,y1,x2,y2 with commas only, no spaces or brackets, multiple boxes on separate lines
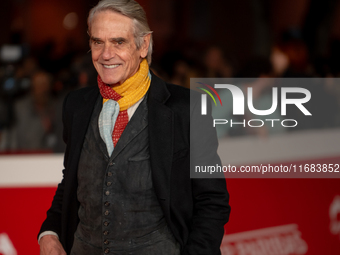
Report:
71,95,179,255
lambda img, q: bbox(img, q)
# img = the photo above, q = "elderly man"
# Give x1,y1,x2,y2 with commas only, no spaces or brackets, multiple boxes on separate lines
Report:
38,0,230,254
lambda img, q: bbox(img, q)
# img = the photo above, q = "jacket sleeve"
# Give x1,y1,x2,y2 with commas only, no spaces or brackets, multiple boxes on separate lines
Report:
37,93,70,239
38,172,65,238
183,94,231,255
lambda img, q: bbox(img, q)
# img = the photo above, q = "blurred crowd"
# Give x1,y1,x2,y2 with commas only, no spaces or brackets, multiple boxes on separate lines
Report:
0,45,98,153
0,29,340,153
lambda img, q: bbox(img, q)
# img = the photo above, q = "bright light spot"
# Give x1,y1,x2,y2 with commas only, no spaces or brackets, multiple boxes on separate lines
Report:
63,12,78,30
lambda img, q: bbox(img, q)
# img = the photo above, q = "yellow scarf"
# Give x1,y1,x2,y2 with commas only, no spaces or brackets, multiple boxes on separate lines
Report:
103,59,151,111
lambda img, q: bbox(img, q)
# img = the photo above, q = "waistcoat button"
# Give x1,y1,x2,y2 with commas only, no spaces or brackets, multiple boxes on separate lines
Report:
104,201,110,207
103,230,109,235
105,190,110,196
104,248,110,254
103,221,110,226
104,239,110,245
104,210,109,216
107,172,113,177
107,182,112,186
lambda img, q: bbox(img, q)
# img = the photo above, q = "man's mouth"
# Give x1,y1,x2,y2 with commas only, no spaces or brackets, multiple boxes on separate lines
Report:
103,64,120,69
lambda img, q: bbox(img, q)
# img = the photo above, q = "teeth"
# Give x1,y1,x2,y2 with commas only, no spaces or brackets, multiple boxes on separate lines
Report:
103,64,119,69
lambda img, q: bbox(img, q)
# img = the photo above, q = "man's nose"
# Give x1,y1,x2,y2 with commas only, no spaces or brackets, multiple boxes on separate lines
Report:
102,44,116,60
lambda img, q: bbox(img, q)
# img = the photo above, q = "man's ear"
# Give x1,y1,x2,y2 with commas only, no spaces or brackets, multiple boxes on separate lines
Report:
140,33,151,59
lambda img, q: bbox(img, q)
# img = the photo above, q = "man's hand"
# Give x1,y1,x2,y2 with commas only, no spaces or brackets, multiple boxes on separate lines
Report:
39,235,66,255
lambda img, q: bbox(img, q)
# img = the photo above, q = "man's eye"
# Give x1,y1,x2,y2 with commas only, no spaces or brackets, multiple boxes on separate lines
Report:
117,41,123,45
93,40,101,45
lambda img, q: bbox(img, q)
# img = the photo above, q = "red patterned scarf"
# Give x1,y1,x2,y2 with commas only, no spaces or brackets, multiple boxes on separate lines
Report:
98,76,129,147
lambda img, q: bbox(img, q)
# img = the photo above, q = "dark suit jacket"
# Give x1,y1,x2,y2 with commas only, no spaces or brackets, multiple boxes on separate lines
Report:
39,73,230,255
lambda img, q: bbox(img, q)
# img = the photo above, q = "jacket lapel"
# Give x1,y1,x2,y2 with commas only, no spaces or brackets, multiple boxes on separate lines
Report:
110,96,148,161
67,87,100,182
147,74,173,213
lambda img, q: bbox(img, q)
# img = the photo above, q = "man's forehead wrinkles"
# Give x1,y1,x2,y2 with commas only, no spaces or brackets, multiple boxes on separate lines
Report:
91,27,132,38
90,36,128,42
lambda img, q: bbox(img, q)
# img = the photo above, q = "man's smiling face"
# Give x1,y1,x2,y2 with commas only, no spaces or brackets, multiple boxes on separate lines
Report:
89,10,148,85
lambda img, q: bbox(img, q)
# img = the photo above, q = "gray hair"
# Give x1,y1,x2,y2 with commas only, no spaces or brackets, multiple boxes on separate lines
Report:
88,0,153,64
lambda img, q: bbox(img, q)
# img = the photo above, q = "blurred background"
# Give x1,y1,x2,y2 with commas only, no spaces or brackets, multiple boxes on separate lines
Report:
0,0,340,254
0,0,340,152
